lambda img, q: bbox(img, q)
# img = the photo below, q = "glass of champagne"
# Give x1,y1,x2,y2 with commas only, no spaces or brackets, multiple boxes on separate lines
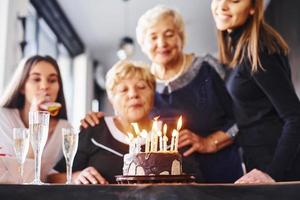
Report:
29,111,50,184
13,128,30,183
62,128,79,184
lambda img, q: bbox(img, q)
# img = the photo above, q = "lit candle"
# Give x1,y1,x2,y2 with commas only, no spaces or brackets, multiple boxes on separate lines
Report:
177,116,183,131
171,129,176,151
157,131,163,151
163,124,168,151
131,122,140,137
141,129,150,153
127,132,134,154
174,130,179,152
151,118,159,152
174,116,183,152
163,135,168,152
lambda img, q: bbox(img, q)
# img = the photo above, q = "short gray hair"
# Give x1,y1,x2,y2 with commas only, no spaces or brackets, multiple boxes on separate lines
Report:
136,5,186,47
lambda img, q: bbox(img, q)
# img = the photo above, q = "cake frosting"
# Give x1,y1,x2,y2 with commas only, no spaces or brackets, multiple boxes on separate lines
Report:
123,152,182,176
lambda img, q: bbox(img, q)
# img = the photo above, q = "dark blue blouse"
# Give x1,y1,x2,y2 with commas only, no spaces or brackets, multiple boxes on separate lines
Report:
152,57,243,183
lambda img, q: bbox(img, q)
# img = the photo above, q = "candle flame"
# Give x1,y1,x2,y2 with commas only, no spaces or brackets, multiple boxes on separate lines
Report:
152,120,158,132
163,124,167,136
127,132,134,143
131,123,140,136
163,135,168,141
157,130,162,137
153,116,160,121
172,129,178,137
141,129,148,138
177,116,183,130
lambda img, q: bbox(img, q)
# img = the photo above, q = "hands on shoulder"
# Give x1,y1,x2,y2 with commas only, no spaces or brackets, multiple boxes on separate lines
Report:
80,112,105,129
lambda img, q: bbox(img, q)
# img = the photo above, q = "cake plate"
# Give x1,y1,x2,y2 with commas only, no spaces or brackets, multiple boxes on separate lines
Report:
115,174,196,184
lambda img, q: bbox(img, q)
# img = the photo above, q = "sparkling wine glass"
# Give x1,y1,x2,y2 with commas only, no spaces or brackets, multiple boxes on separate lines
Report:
62,128,79,184
29,111,50,184
13,128,30,183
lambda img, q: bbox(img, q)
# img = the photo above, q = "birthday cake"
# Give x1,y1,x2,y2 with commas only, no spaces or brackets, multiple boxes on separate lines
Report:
116,117,195,183
123,152,182,176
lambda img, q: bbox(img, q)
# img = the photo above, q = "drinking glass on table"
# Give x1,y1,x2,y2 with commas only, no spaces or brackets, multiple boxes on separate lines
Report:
13,128,30,183
62,128,79,184
29,111,50,184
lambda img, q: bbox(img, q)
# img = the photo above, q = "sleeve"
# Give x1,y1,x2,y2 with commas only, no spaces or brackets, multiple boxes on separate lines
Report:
210,64,238,136
252,52,300,180
54,127,94,172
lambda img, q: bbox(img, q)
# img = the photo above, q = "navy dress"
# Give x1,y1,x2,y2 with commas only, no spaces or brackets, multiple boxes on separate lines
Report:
152,57,243,183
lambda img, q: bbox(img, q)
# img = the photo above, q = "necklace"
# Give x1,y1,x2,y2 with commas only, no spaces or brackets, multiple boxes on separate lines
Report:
152,54,187,83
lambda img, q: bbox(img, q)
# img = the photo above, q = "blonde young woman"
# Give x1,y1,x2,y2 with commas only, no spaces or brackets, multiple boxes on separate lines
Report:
82,6,243,183
211,0,300,183
0,55,71,183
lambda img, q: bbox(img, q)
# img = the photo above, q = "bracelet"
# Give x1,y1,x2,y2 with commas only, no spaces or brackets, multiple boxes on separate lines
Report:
226,124,239,138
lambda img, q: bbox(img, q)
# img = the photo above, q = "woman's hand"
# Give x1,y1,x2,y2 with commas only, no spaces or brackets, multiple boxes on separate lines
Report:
178,129,218,156
30,91,50,112
235,169,275,184
80,112,105,129
73,166,108,185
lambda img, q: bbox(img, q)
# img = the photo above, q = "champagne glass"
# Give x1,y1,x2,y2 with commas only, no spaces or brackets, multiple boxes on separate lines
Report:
62,128,79,184
29,111,50,184
13,128,30,183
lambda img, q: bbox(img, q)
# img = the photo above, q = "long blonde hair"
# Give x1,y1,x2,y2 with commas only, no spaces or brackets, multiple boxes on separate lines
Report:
216,0,289,72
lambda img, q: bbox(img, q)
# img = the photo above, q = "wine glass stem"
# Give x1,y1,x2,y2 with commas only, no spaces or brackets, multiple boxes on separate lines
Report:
20,163,24,183
34,153,42,183
66,162,73,184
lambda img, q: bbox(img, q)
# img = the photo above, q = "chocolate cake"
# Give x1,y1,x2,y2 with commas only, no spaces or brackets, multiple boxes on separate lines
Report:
123,152,182,176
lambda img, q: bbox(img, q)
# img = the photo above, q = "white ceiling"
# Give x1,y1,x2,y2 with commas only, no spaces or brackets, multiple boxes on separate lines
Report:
57,0,218,69
57,0,271,69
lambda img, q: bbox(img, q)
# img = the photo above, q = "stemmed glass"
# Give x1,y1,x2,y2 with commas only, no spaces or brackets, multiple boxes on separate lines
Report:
13,128,30,183
62,128,79,184
29,111,50,184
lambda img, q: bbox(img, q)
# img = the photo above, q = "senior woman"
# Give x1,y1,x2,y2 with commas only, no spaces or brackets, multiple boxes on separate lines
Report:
49,60,158,184
82,6,243,183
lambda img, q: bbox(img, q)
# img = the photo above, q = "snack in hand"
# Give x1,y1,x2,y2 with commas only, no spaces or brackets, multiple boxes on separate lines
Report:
40,102,62,116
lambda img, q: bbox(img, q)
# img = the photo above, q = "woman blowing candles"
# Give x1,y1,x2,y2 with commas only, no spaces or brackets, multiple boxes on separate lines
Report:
211,0,300,183
0,55,71,183
49,60,158,184
81,5,243,183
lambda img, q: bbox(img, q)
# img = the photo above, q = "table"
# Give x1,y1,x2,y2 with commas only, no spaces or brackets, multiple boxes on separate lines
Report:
1,182,300,200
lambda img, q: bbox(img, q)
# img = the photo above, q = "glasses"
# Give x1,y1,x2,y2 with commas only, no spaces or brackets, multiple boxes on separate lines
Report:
13,128,30,183
62,128,79,184
29,111,50,184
